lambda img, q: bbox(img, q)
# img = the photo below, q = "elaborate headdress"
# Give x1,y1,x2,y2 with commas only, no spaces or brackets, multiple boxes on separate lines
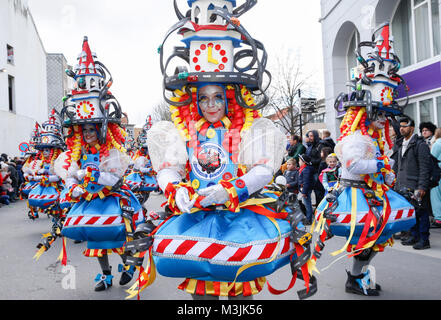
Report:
60,37,127,170
160,0,270,110
335,22,408,121
60,36,123,144
35,109,65,150
335,22,409,149
136,116,153,149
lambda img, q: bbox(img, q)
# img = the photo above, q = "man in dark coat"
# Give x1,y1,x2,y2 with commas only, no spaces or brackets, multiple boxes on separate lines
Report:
391,116,432,249
305,130,325,205
319,130,336,152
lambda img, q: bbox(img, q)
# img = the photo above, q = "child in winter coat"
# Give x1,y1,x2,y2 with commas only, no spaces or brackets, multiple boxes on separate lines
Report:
319,153,341,192
284,158,299,194
298,154,315,224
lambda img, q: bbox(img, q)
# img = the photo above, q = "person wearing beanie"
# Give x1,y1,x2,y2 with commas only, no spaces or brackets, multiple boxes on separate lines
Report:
299,154,314,224
419,122,437,149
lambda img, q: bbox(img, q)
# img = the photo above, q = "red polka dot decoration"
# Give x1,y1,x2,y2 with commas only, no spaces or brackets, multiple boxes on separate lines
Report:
76,101,95,119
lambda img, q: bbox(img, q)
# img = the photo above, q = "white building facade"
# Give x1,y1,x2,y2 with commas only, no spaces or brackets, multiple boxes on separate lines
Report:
321,0,441,137
0,0,48,157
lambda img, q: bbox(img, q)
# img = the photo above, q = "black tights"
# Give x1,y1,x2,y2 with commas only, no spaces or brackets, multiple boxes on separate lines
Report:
97,253,127,274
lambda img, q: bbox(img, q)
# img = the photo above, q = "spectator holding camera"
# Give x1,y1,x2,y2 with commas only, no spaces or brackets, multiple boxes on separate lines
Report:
391,116,432,250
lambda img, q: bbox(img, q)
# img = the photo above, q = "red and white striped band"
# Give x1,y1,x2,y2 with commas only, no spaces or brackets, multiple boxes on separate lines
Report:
63,209,143,228
28,194,58,200
152,233,294,266
316,207,415,224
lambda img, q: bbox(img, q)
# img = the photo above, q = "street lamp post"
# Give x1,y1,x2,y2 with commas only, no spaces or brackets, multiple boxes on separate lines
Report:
298,89,303,138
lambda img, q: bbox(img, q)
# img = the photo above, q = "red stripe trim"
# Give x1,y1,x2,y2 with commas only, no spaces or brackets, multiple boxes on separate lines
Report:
408,209,414,217
227,245,252,262
85,216,100,225
341,215,351,224
73,216,83,225
196,280,205,295
198,243,226,259
103,216,118,225
213,282,221,296
174,240,198,255
281,237,291,254
395,209,403,219
258,242,278,260
156,239,173,254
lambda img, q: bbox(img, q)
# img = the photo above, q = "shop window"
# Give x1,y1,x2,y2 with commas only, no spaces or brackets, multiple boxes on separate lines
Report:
391,0,440,67
436,96,441,126
419,98,434,123
404,101,417,121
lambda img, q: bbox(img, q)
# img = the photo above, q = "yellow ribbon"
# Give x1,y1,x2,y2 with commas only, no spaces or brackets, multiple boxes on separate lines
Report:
331,187,358,256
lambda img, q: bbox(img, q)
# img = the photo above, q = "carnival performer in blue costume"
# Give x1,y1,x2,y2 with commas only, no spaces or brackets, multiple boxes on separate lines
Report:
27,111,65,220
21,123,42,200
50,36,145,292
124,0,316,300
310,23,416,296
124,116,158,208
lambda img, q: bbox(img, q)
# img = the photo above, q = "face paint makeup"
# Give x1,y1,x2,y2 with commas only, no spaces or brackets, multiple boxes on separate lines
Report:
82,124,99,146
198,85,226,123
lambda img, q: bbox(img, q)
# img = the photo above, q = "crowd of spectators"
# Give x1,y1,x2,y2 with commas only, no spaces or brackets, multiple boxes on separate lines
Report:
0,153,25,206
279,122,441,239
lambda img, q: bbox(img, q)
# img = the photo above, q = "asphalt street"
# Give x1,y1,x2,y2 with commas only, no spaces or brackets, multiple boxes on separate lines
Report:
0,195,440,300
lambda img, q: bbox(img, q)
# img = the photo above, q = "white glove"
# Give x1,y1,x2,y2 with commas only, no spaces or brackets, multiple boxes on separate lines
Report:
76,169,86,181
198,184,229,208
71,186,85,198
385,172,395,185
175,187,196,213
37,168,46,174
48,175,60,183
97,172,120,187
139,167,152,174
388,158,395,168
33,175,43,181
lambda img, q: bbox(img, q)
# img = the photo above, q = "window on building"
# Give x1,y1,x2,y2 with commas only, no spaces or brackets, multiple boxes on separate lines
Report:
8,75,15,112
391,0,440,66
432,0,440,56
392,0,414,67
419,98,434,122
347,30,360,81
6,44,14,65
436,96,441,126
404,101,417,121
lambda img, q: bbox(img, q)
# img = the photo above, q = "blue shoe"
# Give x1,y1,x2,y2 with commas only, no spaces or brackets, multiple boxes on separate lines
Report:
118,264,136,286
94,273,113,292
345,270,379,296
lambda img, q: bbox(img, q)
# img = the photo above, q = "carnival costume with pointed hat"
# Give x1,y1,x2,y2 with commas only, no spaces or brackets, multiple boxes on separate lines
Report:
124,0,317,300
26,111,65,219
21,123,43,200
39,37,146,291
124,116,159,206
311,23,415,296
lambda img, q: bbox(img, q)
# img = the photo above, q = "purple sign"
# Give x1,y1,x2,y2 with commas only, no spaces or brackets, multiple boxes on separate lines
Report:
397,61,441,99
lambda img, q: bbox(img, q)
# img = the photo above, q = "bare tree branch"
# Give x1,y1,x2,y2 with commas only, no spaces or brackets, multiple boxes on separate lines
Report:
265,50,317,136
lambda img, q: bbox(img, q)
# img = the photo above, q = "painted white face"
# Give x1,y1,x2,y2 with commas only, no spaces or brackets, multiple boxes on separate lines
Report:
198,85,226,123
371,111,387,130
42,148,51,157
82,124,98,145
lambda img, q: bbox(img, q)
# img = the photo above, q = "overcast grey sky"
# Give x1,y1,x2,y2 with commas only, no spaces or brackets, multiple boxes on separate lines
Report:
28,0,324,127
